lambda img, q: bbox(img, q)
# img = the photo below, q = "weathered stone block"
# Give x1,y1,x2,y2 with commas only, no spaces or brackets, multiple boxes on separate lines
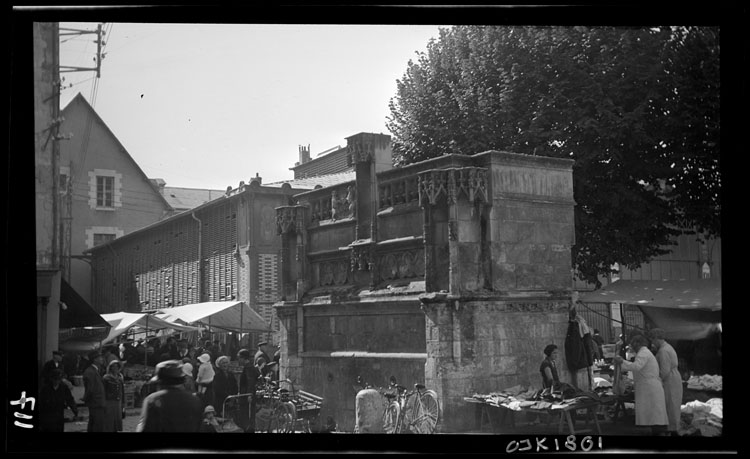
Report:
457,243,480,265
457,219,480,243
535,222,573,245
490,243,507,263
492,263,516,291
503,243,531,264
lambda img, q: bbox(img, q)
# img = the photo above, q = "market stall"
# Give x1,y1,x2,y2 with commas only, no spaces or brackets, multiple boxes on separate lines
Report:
578,279,723,436
465,384,606,436
98,312,199,407
155,301,271,334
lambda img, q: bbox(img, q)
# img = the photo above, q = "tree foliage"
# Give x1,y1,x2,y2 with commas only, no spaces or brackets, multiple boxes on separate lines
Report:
387,26,720,286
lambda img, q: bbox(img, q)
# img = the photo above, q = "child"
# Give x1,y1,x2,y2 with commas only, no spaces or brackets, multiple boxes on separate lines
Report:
200,405,221,432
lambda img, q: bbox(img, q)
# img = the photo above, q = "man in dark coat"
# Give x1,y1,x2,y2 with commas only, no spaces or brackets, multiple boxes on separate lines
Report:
41,350,66,384
237,349,261,433
39,369,78,432
82,350,106,432
136,360,203,432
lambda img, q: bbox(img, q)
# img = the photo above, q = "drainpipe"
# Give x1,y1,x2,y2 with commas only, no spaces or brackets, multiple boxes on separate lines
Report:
192,212,203,301
106,244,117,313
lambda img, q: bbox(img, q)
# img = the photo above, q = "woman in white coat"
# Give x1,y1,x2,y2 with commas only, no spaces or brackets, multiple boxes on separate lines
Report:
648,328,683,436
614,334,668,435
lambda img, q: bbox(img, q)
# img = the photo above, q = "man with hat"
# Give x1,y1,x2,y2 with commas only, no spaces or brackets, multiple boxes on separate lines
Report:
136,360,203,432
254,341,275,378
39,368,78,432
41,350,68,385
237,348,261,433
82,350,106,432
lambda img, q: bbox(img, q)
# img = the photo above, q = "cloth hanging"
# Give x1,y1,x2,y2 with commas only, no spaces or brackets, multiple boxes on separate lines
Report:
565,320,590,372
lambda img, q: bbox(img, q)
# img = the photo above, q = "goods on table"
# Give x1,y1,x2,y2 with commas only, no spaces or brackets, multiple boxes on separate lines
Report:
686,374,722,392
679,398,722,437
122,364,154,381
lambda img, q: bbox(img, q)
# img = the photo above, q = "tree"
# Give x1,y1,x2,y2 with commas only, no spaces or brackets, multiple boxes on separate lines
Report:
387,26,720,287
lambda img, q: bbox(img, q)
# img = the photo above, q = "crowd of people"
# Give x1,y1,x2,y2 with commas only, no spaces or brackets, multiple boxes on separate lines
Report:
541,327,684,436
137,339,278,432
38,336,281,433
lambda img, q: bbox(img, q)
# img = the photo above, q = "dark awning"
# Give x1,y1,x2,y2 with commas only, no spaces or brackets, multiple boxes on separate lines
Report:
59,279,110,329
579,279,722,340
578,279,721,311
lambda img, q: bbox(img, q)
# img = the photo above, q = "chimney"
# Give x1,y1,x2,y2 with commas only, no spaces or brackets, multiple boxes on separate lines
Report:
150,178,166,195
299,144,311,165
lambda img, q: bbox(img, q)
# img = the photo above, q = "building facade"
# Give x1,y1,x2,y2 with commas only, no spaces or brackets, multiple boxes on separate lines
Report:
275,133,577,432
58,93,174,305
87,172,354,342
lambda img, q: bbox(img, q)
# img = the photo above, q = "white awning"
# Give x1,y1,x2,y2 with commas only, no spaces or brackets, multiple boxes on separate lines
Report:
156,301,271,333
100,312,199,344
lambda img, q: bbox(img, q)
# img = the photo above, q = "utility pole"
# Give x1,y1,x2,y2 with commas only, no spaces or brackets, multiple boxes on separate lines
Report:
58,23,106,284
59,23,106,77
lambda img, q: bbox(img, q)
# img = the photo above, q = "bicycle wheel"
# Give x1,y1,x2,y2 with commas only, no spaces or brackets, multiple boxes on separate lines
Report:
410,390,439,434
382,401,400,434
268,401,297,433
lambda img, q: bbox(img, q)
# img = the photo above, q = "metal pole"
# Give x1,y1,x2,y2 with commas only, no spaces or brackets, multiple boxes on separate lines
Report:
145,314,149,367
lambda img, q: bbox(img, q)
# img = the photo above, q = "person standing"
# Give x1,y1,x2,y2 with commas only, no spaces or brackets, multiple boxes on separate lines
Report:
254,341,274,378
102,360,125,432
615,334,628,360
213,355,238,415
136,360,203,432
237,349,261,433
38,369,78,432
103,346,119,368
539,344,561,389
181,362,197,394
41,350,66,384
196,353,216,407
648,328,684,436
592,329,605,361
82,350,106,432
614,334,668,435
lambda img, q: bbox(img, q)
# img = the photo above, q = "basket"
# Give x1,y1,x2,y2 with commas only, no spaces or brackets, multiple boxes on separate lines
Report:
72,375,83,386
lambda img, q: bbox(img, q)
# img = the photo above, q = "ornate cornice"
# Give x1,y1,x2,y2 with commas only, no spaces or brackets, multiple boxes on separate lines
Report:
276,205,306,234
418,167,489,206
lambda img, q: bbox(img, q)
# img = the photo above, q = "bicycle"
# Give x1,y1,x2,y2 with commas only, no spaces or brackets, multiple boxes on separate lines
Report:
381,376,440,434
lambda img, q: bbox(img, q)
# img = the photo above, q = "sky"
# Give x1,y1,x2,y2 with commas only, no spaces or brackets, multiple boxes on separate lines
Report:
58,22,445,191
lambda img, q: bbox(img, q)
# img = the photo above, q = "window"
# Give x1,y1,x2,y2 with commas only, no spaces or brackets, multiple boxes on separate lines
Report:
97,176,115,208
93,233,117,247
86,226,123,249
88,169,122,210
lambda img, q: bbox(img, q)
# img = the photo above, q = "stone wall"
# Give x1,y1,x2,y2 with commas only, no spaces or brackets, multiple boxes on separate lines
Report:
422,296,571,432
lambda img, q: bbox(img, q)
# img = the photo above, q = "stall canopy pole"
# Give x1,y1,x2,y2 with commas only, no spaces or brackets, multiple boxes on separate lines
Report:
145,314,149,367
240,303,244,340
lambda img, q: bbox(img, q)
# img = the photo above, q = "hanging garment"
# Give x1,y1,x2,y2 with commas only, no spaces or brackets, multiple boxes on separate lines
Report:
565,320,589,372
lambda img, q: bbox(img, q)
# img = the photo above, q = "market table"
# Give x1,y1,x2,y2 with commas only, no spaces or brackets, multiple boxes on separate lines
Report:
463,397,517,432
464,397,602,436
525,399,602,436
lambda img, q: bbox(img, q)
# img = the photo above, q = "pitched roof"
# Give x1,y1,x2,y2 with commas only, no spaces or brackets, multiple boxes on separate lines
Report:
162,186,225,211
61,93,173,211
265,171,356,190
